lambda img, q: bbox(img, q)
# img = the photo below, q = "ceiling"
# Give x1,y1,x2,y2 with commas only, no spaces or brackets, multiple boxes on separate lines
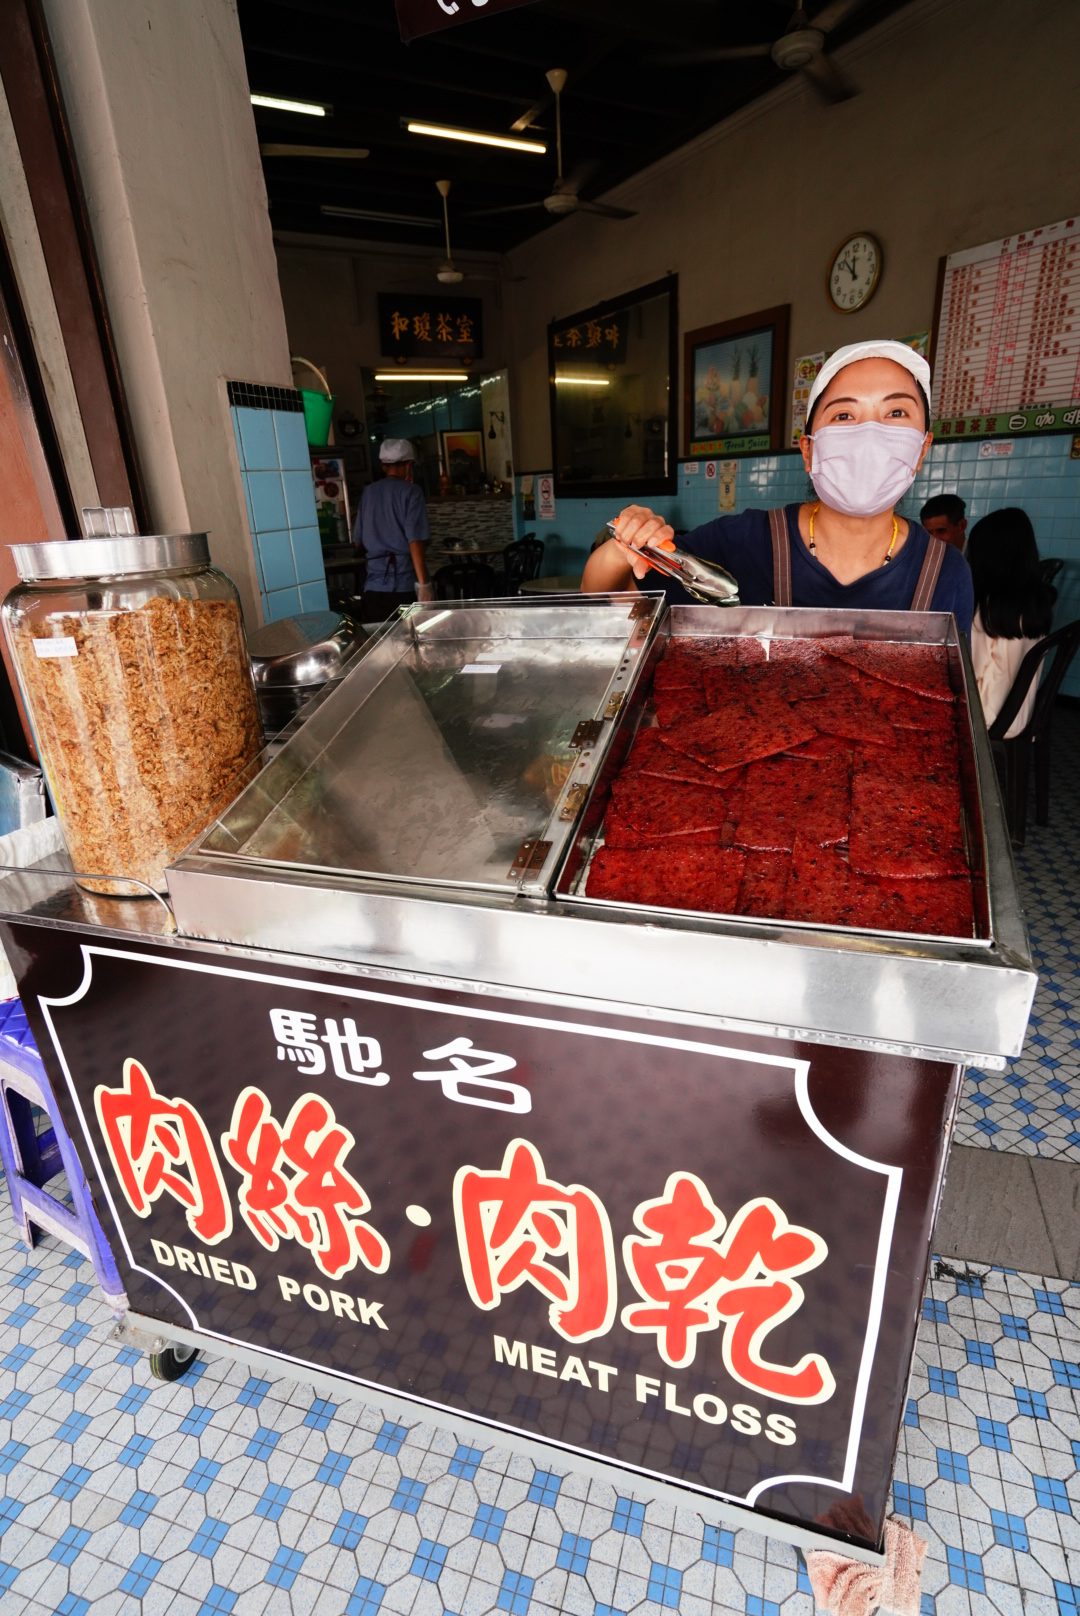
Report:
239,0,917,258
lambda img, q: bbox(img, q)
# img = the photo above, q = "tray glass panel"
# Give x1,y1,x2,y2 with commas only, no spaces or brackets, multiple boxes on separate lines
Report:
195,597,660,893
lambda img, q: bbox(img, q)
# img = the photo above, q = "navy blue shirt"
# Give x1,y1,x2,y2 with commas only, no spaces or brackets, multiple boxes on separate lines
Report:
354,476,431,592
653,504,974,634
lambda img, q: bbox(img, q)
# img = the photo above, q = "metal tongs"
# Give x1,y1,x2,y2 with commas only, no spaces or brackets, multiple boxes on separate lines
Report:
604,522,740,605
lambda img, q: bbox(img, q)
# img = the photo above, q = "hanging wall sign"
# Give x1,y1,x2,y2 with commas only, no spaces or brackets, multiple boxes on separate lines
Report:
377,293,483,364
395,0,539,43
551,313,629,367
931,215,1080,440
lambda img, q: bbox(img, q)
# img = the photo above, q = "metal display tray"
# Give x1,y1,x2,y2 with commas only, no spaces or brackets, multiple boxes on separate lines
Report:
157,603,1036,1068
555,605,992,946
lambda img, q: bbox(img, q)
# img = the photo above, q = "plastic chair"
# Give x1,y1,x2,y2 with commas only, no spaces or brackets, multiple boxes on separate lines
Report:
987,618,1080,846
433,560,499,600
501,536,546,594
0,998,126,1309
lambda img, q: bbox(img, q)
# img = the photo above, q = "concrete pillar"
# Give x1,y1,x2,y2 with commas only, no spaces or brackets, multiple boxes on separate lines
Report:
41,0,292,624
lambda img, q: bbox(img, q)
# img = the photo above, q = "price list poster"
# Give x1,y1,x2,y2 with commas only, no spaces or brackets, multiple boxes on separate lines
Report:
931,215,1080,441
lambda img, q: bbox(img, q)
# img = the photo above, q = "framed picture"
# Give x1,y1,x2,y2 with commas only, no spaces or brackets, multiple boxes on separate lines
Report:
548,274,678,500
683,304,790,459
440,429,485,493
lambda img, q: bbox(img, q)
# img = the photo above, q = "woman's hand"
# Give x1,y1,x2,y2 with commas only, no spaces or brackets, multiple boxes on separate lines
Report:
580,505,677,594
608,506,677,579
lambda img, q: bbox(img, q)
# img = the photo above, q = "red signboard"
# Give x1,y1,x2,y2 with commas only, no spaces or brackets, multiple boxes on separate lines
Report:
11,927,959,1554
395,0,539,43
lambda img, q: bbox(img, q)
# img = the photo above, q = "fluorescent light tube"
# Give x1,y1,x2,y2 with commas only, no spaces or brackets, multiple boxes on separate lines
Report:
251,94,328,117
405,120,545,154
321,206,439,228
374,372,470,383
553,376,610,387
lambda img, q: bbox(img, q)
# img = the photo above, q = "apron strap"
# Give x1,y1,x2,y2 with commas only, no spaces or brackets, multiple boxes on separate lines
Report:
910,532,946,611
768,507,792,606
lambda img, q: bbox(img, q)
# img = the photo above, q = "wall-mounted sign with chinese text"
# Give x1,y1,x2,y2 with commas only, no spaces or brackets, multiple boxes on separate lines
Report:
933,403,1080,441
395,0,538,43
931,215,1080,440
551,314,628,367
377,293,483,363
13,928,959,1556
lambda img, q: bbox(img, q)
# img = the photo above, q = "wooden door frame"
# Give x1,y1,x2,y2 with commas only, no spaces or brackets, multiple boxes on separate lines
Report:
0,0,147,525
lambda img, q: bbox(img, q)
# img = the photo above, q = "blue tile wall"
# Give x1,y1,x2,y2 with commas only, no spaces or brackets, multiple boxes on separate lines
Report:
521,433,1080,694
231,396,330,625
257,530,298,594
274,411,311,472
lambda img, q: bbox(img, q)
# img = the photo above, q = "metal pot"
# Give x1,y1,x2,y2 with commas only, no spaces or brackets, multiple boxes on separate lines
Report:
248,611,366,737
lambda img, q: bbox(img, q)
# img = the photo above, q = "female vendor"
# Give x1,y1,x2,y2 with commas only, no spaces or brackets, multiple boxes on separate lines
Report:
582,339,974,633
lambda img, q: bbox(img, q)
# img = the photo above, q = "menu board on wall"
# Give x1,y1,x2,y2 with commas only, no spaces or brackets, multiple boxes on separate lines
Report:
932,215,1080,440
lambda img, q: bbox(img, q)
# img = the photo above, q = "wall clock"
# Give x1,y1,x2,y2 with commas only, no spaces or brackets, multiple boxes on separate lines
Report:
827,233,882,312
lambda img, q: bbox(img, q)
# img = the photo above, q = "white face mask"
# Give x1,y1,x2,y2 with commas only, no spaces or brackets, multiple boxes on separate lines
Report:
809,421,927,518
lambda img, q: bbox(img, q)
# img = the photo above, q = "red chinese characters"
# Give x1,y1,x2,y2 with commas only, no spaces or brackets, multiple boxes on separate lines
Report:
454,1138,616,1343
222,1087,389,1282
95,1058,232,1244
622,1175,835,1404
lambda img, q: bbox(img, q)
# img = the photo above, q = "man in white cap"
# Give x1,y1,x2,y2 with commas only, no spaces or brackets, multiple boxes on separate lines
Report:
583,339,973,632
354,439,433,621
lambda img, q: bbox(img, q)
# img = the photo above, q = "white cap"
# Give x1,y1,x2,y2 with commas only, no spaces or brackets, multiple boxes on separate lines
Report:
805,339,932,426
378,438,416,463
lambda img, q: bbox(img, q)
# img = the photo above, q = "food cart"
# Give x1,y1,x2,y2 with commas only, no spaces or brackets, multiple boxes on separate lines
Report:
0,595,1036,1564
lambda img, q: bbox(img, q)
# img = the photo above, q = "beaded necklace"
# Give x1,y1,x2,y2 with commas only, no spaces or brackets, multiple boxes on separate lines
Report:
807,502,899,567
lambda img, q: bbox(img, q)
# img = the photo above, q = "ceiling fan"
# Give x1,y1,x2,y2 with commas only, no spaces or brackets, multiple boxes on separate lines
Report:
431,180,519,283
658,0,871,105
435,179,465,284
470,70,637,223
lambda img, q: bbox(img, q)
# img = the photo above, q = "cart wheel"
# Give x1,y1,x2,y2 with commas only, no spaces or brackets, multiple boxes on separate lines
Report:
149,1344,200,1382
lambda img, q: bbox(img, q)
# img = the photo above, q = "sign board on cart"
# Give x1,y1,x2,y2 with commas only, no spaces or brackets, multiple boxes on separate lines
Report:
7,925,961,1559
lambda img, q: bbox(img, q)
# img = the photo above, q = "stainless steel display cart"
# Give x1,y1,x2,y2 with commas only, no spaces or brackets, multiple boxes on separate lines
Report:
0,596,1036,1564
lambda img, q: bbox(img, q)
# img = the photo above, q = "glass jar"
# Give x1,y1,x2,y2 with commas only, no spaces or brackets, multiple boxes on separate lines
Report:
1,534,262,896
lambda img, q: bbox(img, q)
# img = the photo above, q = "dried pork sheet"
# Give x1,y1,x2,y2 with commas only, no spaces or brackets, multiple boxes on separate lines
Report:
585,635,975,938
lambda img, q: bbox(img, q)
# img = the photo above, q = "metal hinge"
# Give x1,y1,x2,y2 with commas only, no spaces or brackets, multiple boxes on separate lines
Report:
508,838,552,878
570,719,603,750
603,691,625,720
559,783,589,821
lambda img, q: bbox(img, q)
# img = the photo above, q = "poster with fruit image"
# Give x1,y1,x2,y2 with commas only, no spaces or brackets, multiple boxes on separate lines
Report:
684,305,790,459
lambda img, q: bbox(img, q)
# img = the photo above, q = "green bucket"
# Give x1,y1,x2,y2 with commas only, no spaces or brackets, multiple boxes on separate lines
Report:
301,388,335,448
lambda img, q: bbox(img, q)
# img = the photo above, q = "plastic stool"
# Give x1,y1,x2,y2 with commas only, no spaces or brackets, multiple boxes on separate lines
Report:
0,998,126,1310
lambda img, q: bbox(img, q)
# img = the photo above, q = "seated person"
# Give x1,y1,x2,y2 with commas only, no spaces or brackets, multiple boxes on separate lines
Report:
967,508,1056,738
920,492,967,551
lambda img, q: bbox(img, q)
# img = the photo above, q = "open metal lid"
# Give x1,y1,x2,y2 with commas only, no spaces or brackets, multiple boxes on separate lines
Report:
11,534,210,582
247,612,366,688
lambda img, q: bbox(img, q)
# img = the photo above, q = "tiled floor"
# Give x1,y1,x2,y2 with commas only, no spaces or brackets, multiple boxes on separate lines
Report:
0,1239,1077,1614
0,709,1077,1615
955,707,1080,1160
